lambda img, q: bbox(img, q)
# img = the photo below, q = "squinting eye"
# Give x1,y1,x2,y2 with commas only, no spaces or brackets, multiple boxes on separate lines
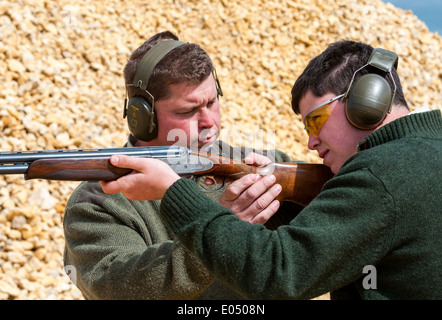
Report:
311,115,322,122
179,108,197,115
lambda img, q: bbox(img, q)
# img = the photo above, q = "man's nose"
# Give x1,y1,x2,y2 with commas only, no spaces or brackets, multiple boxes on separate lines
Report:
198,107,215,127
307,134,320,151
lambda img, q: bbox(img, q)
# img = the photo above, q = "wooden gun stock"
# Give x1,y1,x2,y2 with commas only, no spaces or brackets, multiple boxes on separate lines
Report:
205,162,332,206
189,150,334,206
270,162,333,206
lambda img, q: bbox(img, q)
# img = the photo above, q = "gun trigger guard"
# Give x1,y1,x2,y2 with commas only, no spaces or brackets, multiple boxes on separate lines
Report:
194,175,225,193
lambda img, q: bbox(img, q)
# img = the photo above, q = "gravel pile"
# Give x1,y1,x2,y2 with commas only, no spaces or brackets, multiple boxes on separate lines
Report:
0,0,441,299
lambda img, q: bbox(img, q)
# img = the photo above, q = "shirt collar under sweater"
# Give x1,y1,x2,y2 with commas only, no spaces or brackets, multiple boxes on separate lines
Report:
357,109,442,151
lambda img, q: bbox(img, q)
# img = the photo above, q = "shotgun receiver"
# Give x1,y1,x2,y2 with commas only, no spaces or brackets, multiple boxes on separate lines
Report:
0,146,333,206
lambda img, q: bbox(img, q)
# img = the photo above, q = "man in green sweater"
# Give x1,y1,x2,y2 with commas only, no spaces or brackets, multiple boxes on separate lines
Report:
63,31,296,299
101,40,442,299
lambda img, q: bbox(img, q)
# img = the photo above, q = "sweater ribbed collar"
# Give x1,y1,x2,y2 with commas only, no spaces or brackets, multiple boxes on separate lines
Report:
357,110,442,151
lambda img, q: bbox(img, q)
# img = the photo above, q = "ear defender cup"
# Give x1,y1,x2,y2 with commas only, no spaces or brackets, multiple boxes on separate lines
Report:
126,96,158,142
343,48,398,130
345,74,393,129
124,40,186,141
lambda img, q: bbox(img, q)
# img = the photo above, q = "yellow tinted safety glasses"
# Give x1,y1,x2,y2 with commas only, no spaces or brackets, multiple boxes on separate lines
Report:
303,94,345,136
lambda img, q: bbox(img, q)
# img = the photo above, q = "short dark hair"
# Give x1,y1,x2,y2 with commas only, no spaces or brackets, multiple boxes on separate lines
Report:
291,40,408,114
124,31,214,102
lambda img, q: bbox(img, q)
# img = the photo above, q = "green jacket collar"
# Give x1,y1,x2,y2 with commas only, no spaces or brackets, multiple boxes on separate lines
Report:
358,109,442,151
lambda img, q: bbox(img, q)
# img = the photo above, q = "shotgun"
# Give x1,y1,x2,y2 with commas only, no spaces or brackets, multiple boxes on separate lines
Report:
0,146,333,206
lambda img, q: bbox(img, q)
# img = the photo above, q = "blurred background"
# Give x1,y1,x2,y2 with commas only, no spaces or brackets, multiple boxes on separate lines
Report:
385,0,442,34
0,0,441,299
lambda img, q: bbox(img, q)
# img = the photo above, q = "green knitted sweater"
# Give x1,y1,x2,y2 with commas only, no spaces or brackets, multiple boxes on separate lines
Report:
160,110,442,299
63,140,296,299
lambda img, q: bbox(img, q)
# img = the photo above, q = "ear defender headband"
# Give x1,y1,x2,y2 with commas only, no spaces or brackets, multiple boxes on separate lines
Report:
123,40,186,142
344,48,398,130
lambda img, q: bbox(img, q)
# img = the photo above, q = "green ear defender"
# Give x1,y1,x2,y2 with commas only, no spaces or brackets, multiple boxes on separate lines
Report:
123,40,186,142
344,48,399,130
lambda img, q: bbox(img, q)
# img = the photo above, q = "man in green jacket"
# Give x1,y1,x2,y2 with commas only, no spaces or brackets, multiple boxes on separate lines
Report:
63,31,296,299
101,40,442,299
